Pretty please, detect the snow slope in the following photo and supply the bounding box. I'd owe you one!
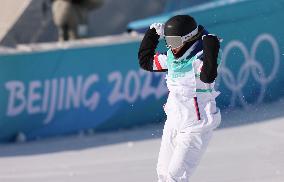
[0,99,284,182]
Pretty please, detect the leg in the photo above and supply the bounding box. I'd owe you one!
[62,24,69,41]
[157,121,177,182]
[167,130,213,181]
[67,26,77,40]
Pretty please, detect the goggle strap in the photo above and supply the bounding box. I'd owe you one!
[181,26,199,42]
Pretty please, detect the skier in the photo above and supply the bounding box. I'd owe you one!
[50,0,103,41]
[138,15,222,181]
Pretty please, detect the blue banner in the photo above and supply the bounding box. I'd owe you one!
[0,0,284,142]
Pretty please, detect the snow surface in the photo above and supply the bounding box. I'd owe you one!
[0,99,284,182]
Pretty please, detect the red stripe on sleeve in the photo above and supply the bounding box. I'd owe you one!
[154,53,163,70]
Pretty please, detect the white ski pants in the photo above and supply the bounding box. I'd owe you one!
[157,92,221,182]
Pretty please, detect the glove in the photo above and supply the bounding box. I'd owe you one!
[150,23,165,37]
[202,34,222,43]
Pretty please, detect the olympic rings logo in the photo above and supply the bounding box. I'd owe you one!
[216,33,281,107]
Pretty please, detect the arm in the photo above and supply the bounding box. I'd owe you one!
[138,27,168,72]
[200,34,220,83]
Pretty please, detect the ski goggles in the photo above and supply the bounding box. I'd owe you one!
[165,27,199,49]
